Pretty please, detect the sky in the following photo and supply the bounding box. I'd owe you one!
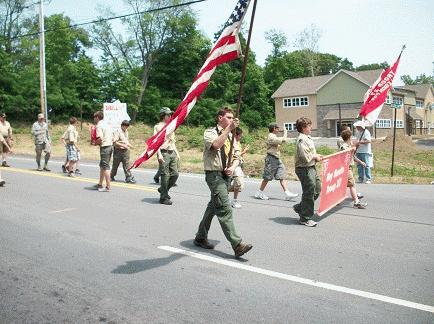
[42,0,434,86]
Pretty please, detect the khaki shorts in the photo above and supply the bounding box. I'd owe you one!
[0,142,9,154]
[347,168,355,187]
[230,175,244,192]
[99,145,113,170]
[262,154,286,180]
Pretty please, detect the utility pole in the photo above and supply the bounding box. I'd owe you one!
[39,1,48,121]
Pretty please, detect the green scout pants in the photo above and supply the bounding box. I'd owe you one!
[196,171,241,249]
[35,143,51,167]
[159,150,179,200]
[295,166,321,221]
[111,148,132,180]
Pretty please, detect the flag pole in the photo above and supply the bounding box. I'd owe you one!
[228,0,257,167]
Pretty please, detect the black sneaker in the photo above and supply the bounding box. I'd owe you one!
[0,180,5,186]
[357,192,364,199]
[75,169,82,175]
[110,176,115,181]
[159,198,172,205]
[153,176,159,184]
[193,238,215,249]
[61,165,67,173]
[43,167,51,172]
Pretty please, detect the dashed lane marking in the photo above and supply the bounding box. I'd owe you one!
[158,245,434,314]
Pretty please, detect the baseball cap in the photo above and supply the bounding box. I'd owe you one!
[353,120,366,129]
[159,107,172,115]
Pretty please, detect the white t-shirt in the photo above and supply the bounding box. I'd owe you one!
[355,128,371,154]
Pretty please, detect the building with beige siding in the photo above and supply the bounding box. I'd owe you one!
[272,69,434,138]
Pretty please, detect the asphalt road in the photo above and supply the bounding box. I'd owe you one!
[1,156,433,323]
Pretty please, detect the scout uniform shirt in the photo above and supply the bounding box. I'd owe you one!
[203,125,239,171]
[339,141,355,167]
[31,121,49,144]
[96,121,113,147]
[295,133,317,168]
[154,122,176,151]
[266,133,288,158]
[66,124,78,144]
[113,128,130,149]
[0,121,11,138]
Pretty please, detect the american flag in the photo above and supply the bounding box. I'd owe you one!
[130,0,251,168]
[358,50,403,127]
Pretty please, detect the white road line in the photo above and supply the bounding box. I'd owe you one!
[48,208,77,214]
[158,245,434,314]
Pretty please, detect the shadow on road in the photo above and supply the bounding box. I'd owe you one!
[141,197,160,204]
[111,254,185,274]
[269,216,299,225]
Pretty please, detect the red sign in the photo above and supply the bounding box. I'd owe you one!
[317,149,352,216]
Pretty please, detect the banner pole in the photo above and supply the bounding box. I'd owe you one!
[227,0,257,167]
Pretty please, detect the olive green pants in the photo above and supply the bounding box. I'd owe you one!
[111,148,132,180]
[295,166,321,221]
[196,171,241,249]
[159,151,179,200]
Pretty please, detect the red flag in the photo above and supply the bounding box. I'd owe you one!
[131,0,251,169]
[358,51,403,126]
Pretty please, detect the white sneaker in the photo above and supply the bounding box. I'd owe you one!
[299,219,317,227]
[255,191,269,200]
[365,180,372,184]
[232,200,242,208]
[284,191,298,200]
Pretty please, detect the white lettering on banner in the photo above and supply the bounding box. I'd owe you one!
[326,178,342,194]
[325,165,344,193]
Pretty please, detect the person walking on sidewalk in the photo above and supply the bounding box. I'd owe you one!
[194,107,252,258]
[111,120,136,183]
[0,112,13,167]
[154,107,179,205]
[293,117,322,227]
[94,110,113,192]
[31,113,51,171]
[255,122,298,201]
[339,129,368,209]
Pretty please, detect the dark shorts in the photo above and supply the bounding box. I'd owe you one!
[262,154,286,180]
[99,145,113,170]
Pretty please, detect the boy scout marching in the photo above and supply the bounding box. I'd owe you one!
[4,110,335,256]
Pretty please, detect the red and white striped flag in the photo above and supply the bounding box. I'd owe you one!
[358,51,403,127]
[130,0,251,168]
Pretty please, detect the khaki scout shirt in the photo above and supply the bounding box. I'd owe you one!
[113,128,129,150]
[266,133,288,158]
[66,125,78,144]
[203,125,239,171]
[96,121,113,147]
[154,122,176,151]
[0,121,11,138]
[295,133,317,168]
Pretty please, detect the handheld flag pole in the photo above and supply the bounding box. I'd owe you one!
[227,0,258,167]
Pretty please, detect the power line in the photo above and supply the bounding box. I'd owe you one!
[2,0,207,41]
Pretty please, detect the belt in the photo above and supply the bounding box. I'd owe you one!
[160,149,174,153]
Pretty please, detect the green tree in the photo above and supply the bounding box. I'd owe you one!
[356,62,388,71]
[401,74,434,86]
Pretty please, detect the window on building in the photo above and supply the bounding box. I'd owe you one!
[284,122,296,131]
[392,96,403,107]
[394,120,404,128]
[416,100,424,109]
[376,119,391,128]
[385,93,392,104]
[283,96,309,108]
[415,120,424,128]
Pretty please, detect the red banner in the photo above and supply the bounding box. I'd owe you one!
[317,149,352,216]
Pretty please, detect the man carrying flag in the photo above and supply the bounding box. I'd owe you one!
[194,107,252,258]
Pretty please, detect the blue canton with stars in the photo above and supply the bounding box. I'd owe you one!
[223,0,249,29]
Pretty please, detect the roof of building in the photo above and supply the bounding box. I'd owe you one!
[272,69,383,98]
[396,84,433,99]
